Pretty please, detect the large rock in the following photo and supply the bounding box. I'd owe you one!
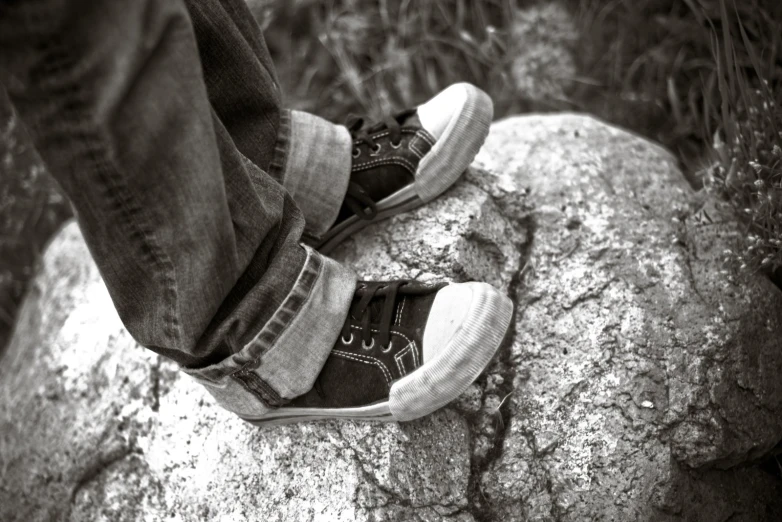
[1,114,781,521]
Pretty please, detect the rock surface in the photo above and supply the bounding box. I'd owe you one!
[2,114,782,521]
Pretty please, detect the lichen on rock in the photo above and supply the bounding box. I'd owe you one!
[1,114,781,521]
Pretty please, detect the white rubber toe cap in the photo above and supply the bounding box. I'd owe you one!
[388,282,513,421]
[422,282,483,363]
[413,83,493,202]
[417,82,473,140]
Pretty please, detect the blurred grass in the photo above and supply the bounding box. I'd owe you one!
[1,0,781,354]
[701,0,782,279]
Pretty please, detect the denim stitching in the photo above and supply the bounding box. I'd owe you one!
[231,371,284,408]
[185,249,325,408]
[240,250,322,370]
[42,35,182,343]
[267,109,291,184]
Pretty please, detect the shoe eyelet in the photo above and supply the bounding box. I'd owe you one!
[380,341,393,353]
[341,333,354,345]
[352,148,361,158]
[390,140,402,149]
[362,338,375,350]
[370,144,381,154]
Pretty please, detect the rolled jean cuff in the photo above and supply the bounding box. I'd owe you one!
[282,110,352,241]
[182,246,357,418]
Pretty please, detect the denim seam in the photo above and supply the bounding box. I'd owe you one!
[227,250,322,407]
[231,371,284,408]
[266,109,291,183]
[238,248,322,372]
[301,230,320,244]
[180,247,323,387]
[45,36,181,343]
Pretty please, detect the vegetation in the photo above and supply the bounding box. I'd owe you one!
[701,0,782,276]
[1,0,781,352]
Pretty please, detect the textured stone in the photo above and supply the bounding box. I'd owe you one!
[2,114,782,521]
[473,115,782,520]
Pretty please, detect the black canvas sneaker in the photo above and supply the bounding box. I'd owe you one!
[240,280,513,425]
[315,83,493,254]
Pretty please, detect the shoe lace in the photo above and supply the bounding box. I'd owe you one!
[347,108,415,151]
[340,280,437,351]
[342,182,378,221]
[343,109,416,221]
[313,280,442,400]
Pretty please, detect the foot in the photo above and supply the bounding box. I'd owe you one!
[240,280,513,425]
[315,83,494,254]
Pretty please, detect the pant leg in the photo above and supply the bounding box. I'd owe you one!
[184,0,282,178]
[186,0,353,241]
[0,0,355,416]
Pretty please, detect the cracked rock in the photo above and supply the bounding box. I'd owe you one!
[2,114,781,521]
[474,115,782,521]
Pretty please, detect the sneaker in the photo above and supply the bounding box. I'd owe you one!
[240,280,513,426]
[315,83,494,254]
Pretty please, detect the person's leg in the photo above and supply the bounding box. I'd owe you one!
[0,0,355,416]
[187,0,495,254]
[185,0,282,177]
[185,0,353,243]
[178,1,513,424]
[0,0,514,425]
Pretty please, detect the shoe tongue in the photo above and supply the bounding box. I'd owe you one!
[368,110,419,132]
[368,298,388,324]
[352,283,436,328]
[354,293,397,325]
[400,112,421,128]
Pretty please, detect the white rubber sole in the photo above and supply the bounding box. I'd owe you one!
[242,402,393,427]
[317,84,494,255]
[241,282,513,426]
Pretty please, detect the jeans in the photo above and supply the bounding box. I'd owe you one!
[0,0,357,418]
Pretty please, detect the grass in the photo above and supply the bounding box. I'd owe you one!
[256,0,782,271]
[701,0,782,278]
[1,0,781,354]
